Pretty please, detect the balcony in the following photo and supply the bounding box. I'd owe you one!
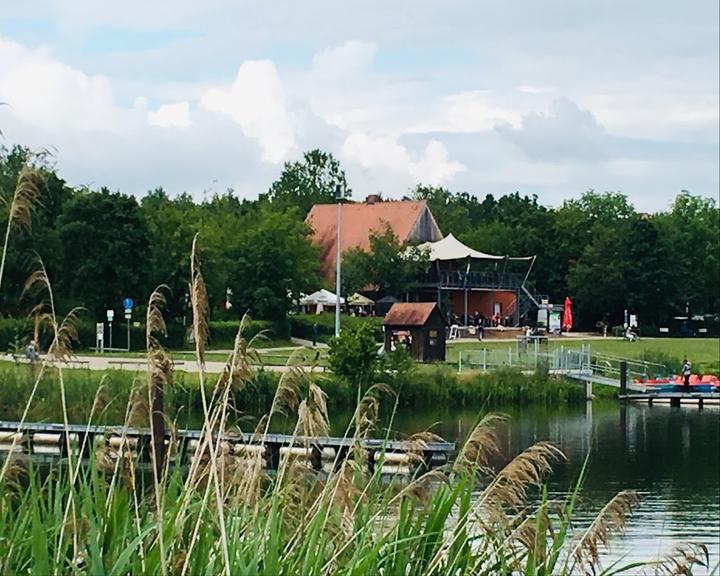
[418,271,528,291]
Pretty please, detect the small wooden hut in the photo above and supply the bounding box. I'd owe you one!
[383,303,446,362]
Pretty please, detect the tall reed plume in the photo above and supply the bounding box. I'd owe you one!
[0,164,43,291]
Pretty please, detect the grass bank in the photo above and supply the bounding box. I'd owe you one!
[447,337,720,373]
[0,362,596,426]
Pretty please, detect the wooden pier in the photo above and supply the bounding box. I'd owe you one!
[619,392,720,407]
[0,421,456,475]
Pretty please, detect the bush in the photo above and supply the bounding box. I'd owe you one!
[290,313,383,343]
[327,323,381,390]
[0,317,32,353]
[71,318,288,351]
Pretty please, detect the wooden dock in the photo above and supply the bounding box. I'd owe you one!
[619,392,720,407]
[0,420,456,475]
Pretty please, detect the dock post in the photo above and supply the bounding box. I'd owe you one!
[671,396,681,407]
[585,380,593,400]
[619,361,627,398]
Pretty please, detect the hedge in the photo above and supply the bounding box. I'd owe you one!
[0,316,289,353]
[289,313,384,343]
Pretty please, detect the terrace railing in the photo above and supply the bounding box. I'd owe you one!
[456,345,671,386]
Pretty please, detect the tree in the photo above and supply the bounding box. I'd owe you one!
[263,149,349,215]
[623,217,672,326]
[553,191,637,303]
[58,188,152,317]
[327,323,380,391]
[140,188,199,316]
[655,192,720,316]
[0,146,70,314]
[567,226,628,326]
[412,185,472,235]
[227,206,320,320]
[343,226,428,298]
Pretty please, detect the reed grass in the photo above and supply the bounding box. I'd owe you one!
[0,241,710,575]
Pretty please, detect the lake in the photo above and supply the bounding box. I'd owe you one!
[358,400,720,571]
[3,390,718,571]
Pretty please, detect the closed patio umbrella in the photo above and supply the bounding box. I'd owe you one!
[562,297,573,332]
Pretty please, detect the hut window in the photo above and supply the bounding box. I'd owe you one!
[429,329,438,346]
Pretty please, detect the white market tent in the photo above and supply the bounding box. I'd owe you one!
[416,233,533,262]
[348,292,375,307]
[299,289,345,307]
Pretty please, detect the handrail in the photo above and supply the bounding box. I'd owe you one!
[592,352,668,370]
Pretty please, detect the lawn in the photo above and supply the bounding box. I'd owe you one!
[446,337,720,372]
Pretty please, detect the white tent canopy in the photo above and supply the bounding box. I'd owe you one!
[299,289,345,306]
[416,233,506,261]
[348,292,375,306]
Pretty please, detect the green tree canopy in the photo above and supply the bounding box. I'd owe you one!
[343,226,428,298]
[226,206,320,320]
[262,149,349,216]
[58,188,152,317]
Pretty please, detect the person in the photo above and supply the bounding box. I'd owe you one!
[311,322,318,348]
[625,326,637,342]
[25,340,38,363]
[476,314,484,341]
[682,357,692,393]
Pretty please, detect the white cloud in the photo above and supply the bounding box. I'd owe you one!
[497,98,607,162]
[0,5,716,212]
[0,36,131,133]
[200,60,295,163]
[147,101,191,128]
[341,133,465,186]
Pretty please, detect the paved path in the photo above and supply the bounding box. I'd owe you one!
[3,354,324,374]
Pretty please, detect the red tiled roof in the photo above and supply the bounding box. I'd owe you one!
[306,200,429,280]
[383,303,439,326]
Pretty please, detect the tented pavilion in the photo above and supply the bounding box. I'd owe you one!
[299,289,345,314]
[413,234,541,326]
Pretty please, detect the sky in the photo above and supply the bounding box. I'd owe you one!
[0,1,718,211]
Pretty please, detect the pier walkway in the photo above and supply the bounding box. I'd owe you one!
[0,420,456,475]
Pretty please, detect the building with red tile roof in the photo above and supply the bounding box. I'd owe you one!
[305,197,442,281]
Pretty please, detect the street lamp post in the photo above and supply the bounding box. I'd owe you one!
[335,185,342,337]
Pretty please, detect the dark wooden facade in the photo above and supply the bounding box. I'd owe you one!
[383,303,446,362]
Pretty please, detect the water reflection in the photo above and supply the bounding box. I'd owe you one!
[348,400,719,568]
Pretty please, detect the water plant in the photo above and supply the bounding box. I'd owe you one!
[0,243,711,575]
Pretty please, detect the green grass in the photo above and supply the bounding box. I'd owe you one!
[0,360,592,428]
[447,337,720,373]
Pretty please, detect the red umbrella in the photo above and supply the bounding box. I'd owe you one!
[562,297,573,332]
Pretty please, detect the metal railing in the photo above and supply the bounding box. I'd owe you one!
[456,345,672,384]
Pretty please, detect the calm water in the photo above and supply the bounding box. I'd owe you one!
[361,401,720,571]
[6,397,719,570]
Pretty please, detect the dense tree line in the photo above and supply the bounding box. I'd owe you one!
[0,144,717,331]
[412,185,719,328]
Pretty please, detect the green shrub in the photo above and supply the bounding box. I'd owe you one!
[290,313,383,343]
[0,317,32,352]
[71,318,287,351]
[327,323,381,391]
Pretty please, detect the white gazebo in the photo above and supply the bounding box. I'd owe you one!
[416,233,507,261]
[299,289,345,314]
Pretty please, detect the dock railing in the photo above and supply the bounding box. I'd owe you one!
[457,345,671,385]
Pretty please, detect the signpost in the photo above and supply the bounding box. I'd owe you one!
[123,298,134,352]
[106,309,115,349]
[96,323,104,352]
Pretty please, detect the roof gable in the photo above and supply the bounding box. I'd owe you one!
[383,302,441,326]
[306,200,441,280]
